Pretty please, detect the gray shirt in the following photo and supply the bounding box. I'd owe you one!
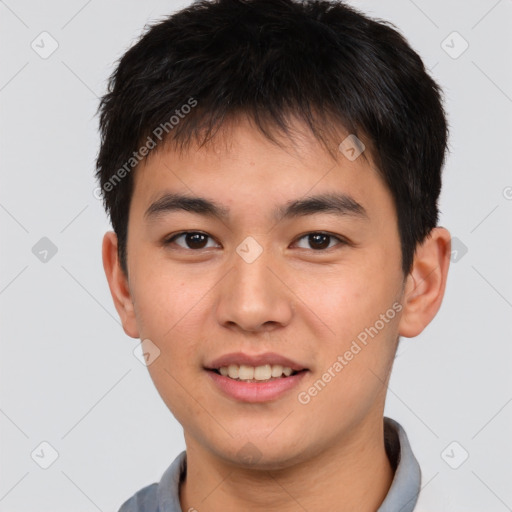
[118,417,421,512]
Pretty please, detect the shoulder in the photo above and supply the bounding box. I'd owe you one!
[118,483,159,512]
[116,451,187,512]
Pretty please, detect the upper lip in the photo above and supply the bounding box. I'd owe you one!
[205,352,308,372]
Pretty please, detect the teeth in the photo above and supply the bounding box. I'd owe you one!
[271,364,283,377]
[238,365,254,380]
[227,364,239,379]
[254,364,272,380]
[217,364,297,381]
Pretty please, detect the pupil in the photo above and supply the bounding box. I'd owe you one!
[187,233,207,249]
[310,233,329,250]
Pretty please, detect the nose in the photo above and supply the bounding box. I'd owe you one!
[215,242,294,333]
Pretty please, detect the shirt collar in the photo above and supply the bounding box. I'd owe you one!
[378,417,421,512]
[156,417,421,512]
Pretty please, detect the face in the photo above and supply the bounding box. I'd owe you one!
[118,118,408,468]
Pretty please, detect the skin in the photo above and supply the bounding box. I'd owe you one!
[103,116,451,511]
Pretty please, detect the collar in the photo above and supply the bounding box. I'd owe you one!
[379,417,421,511]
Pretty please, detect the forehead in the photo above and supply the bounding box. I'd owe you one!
[130,117,394,225]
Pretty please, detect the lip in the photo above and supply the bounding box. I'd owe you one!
[206,368,308,403]
[205,352,308,372]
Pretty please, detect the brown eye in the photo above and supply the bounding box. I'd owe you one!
[294,232,345,250]
[308,233,330,250]
[165,232,219,250]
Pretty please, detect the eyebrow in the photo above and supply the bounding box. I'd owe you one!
[144,192,368,222]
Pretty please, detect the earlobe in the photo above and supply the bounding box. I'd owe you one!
[398,227,451,338]
[102,231,140,338]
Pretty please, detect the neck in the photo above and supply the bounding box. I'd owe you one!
[179,418,394,512]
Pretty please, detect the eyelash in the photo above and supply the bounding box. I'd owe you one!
[163,231,348,251]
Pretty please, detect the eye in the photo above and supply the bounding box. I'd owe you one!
[164,231,220,250]
[163,231,347,251]
[293,232,346,250]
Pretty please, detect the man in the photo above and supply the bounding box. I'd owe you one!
[96,0,451,510]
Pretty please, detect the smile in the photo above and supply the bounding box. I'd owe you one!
[215,363,297,382]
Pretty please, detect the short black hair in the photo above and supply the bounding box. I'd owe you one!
[96,0,448,276]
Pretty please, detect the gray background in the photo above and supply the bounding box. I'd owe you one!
[0,0,511,510]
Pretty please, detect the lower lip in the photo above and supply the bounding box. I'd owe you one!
[206,369,308,403]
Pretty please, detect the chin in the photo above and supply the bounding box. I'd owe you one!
[208,433,312,471]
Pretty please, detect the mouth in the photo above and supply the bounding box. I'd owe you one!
[208,364,304,383]
[204,352,309,402]
[205,351,308,381]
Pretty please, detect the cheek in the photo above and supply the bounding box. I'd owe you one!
[130,254,201,336]
[132,268,207,417]
[295,262,398,346]
[294,259,401,402]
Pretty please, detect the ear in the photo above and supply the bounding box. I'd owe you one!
[102,231,140,338]
[398,227,451,338]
